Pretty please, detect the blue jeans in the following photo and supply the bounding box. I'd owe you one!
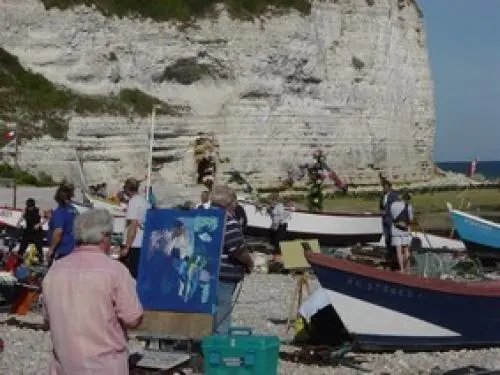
[213,280,238,335]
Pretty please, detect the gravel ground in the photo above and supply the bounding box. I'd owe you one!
[1,274,500,374]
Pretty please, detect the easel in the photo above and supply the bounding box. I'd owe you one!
[129,207,226,373]
[279,239,320,332]
[131,311,212,372]
[286,267,312,332]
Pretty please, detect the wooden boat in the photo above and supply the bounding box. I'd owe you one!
[80,190,384,246]
[447,202,500,260]
[0,201,125,236]
[373,231,466,250]
[72,199,126,234]
[241,202,382,246]
[79,191,126,217]
[306,251,500,351]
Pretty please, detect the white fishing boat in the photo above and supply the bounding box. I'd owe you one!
[241,201,383,246]
[72,197,126,234]
[79,192,127,217]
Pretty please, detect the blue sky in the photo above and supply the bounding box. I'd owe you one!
[417,0,500,162]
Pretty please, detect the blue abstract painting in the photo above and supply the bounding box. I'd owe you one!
[137,208,225,315]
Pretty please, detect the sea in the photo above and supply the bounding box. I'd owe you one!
[437,161,500,180]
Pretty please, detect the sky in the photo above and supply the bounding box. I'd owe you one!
[417,0,500,162]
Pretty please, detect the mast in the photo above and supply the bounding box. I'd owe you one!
[147,105,160,203]
[12,123,18,208]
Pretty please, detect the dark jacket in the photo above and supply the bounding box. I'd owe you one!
[380,191,399,226]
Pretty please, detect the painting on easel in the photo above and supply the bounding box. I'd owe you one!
[137,208,225,315]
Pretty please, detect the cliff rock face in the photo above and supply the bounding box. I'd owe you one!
[0,0,435,197]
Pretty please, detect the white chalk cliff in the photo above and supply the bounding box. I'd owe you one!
[0,0,435,201]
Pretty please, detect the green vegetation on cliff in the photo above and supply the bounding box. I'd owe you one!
[41,0,311,21]
[0,48,184,140]
[0,163,56,186]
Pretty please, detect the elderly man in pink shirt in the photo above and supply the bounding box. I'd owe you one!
[42,208,143,375]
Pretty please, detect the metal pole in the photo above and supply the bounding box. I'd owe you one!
[146,106,157,203]
[13,125,18,208]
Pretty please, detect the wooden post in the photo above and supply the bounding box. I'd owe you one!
[286,270,311,332]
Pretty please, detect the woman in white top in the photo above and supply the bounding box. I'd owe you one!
[389,190,414,273]
[268,193,290,253]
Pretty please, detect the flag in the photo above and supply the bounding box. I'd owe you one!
[468,158,478,177]
[4,130,16,141]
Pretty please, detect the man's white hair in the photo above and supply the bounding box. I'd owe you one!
[210,185,235,208]
[74,208,113,245]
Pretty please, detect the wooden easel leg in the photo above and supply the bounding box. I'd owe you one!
[298,276,304,308]
[286,276,300,332]
[303,275,311,301]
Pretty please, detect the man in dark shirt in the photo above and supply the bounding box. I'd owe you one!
[379,175,399,268]
[211,185,253,335]
[17,198,44,263]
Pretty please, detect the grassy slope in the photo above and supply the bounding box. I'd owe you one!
[319,188,500,213]
[313,188,500,230]
[0,48,182,140]
[40,0,311,21]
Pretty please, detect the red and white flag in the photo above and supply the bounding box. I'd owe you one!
[3,130,16,141]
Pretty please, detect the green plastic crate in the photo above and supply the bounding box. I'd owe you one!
[202,327,280,375]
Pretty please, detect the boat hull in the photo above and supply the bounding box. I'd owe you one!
[242,203,382,246]
[307,253,500,351]
[447,203,500,260]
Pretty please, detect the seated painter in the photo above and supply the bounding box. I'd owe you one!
[210,185,253,335]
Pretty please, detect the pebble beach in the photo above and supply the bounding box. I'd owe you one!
[1,184,500,373]
[1,274,500,374]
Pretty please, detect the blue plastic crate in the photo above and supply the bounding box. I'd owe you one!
[202,327,280,375]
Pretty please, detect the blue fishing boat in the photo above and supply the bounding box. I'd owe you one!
[447,202,500,260]
[306,252,500,351]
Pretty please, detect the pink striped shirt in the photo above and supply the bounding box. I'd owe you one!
[42,246,143,375]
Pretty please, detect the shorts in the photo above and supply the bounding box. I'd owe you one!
[391,234,412,247]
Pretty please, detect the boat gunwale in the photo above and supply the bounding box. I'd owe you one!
[449,207,500,231]
[306,252,500,296]
[0,205,125,220]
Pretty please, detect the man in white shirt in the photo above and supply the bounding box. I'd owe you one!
[122,177,148,279]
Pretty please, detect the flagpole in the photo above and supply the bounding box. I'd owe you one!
[13,124,18,208]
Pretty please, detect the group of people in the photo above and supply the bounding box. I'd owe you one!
[9,170,418,373]
[195,189,292,254]
[12,178,252,374]
[379,174,415,273]
[14,182,78,266]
